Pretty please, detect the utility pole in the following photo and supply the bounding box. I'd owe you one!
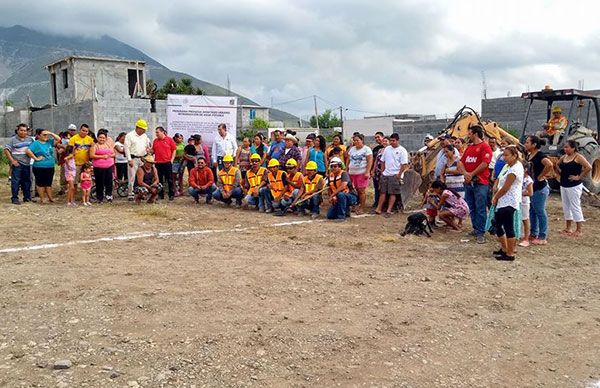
[339,105,343,129]
[226,74,231,96]
[313,95,320,135]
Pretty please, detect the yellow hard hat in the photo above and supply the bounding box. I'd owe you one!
[306,161,317,171]
[250,153,261,160]
[223,154,234,163]
[552,106,562,113]
[268,159,280,168]
[285,158,298,167]
[135,119,148,130]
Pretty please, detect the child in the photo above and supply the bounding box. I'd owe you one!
[421,183,440,225]
[58,145,77,207]
[519,163,534,247]
[80,163,93,206]
[430,180,468,231]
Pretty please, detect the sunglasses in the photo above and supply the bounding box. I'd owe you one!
[286,166,295,169]
[251,160,260,163]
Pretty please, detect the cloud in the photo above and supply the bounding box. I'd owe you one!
[2,0,600,119]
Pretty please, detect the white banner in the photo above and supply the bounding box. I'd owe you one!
[166,95,238,147]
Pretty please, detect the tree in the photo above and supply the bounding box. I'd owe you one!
[154,78,204,99]
[310,109,341,129]
[251,117,270,130]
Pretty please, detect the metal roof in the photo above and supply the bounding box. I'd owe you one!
[521,88,600,101]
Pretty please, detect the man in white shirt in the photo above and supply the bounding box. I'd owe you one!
[125,119,151,199]
[487,137,503,180]
[375,133,409,216]
[211,124,238,171]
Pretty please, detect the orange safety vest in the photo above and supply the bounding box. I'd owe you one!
[303,174,323,194]
[267,170,285,199]
[285,171,303,197]
[246,167,266,195]
[218,166,239,192]
[546,115,568,136]
[328,172,349,193]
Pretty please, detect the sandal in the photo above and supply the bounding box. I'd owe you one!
[560,230,573,236]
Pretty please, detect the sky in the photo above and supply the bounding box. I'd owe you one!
[2,0,600,120]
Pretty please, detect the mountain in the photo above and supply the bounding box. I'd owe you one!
[0,25,300,125]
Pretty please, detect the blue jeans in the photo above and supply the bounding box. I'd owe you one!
[297,195,321,214]
[11,163,32,202]
[188,185,216,203]
[212,187,243,204]
[259,187,282,210]
[464,183,489,237]
[327,192,358,220]
[530,185,550,239]
[281,189,299,208]
[244,193,264,210]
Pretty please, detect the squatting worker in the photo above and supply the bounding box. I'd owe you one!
[545,106,568,144]
[125,119,151,200]
[212,154,243,207]
[292,161,324,218]
[242,153,267,210]
[212,123,238,171]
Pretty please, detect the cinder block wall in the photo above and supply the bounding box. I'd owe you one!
[31,101,94,133]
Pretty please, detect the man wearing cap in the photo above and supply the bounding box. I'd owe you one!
[326,156,358,221]
[242,153,267,210]
[212,154,243,207]
[188,157,216,204]
[434,134,459,180]
[65,124,77,144]
[134,155,161,204]
[211,124,237,171]
[125,119,151,199]
[544,106,568,144]
[68,124,94,188]
[278,133,302,167]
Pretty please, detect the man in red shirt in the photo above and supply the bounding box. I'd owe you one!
[188,157,216,204]
[459,125,493,243]
[152,126,177,200]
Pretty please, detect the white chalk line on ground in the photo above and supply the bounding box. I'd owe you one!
[0,216,369,254]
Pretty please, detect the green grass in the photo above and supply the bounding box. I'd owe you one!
[0,153,9,178]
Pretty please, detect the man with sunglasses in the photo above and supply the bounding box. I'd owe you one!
[326,157,357,221]
[242,153,267,210]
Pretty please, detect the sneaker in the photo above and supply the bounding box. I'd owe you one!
[106,195,113,203]
[258,207,265,213]
[128,196,134,202]
[492,248,505,257]
[476,236,486,244]
[265,208,273,213]
[23,198,32,203]
[518,240,530,247]
[531,238,547,245]
[11,199,21,205]
[333,218,347,223]
[496,253,515,261]
[206,199,213,205]
[311,213,319,219]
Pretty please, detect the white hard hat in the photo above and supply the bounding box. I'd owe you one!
[329,157,343,165]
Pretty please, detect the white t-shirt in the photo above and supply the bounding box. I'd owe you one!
[521,175,533,205]
[114,141,127,163]
[382,145,409,176]
[496,161,524,209]
[348,145,373,175]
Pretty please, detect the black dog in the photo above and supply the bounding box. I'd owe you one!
[400,212,433,238]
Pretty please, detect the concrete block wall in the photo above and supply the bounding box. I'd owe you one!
[31,101,94,133]
[95,98,167,139]
[393,119,450,151]
[4,109,31,136]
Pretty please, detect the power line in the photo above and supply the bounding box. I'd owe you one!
[271,95,314,107]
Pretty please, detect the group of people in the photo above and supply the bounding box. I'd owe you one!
[4,118,593,247]
[422,124,592,262]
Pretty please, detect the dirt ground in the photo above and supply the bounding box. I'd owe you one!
[0,182,599,388]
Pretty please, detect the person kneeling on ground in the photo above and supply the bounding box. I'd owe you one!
[135,155,162,204]
[259,158,288,213]
[327,157,358,222]
[430,180,469,231]
[277,158,304,215]
[242,153,267,210]
[292,161,324,219]
[188,157,216,204]
[212,154,243,207]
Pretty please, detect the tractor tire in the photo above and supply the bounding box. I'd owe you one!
[580,146,600,194]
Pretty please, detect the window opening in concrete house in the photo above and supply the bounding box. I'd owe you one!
[51,72,57,104]
[62,69,68,89]
[127,69,144,97]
